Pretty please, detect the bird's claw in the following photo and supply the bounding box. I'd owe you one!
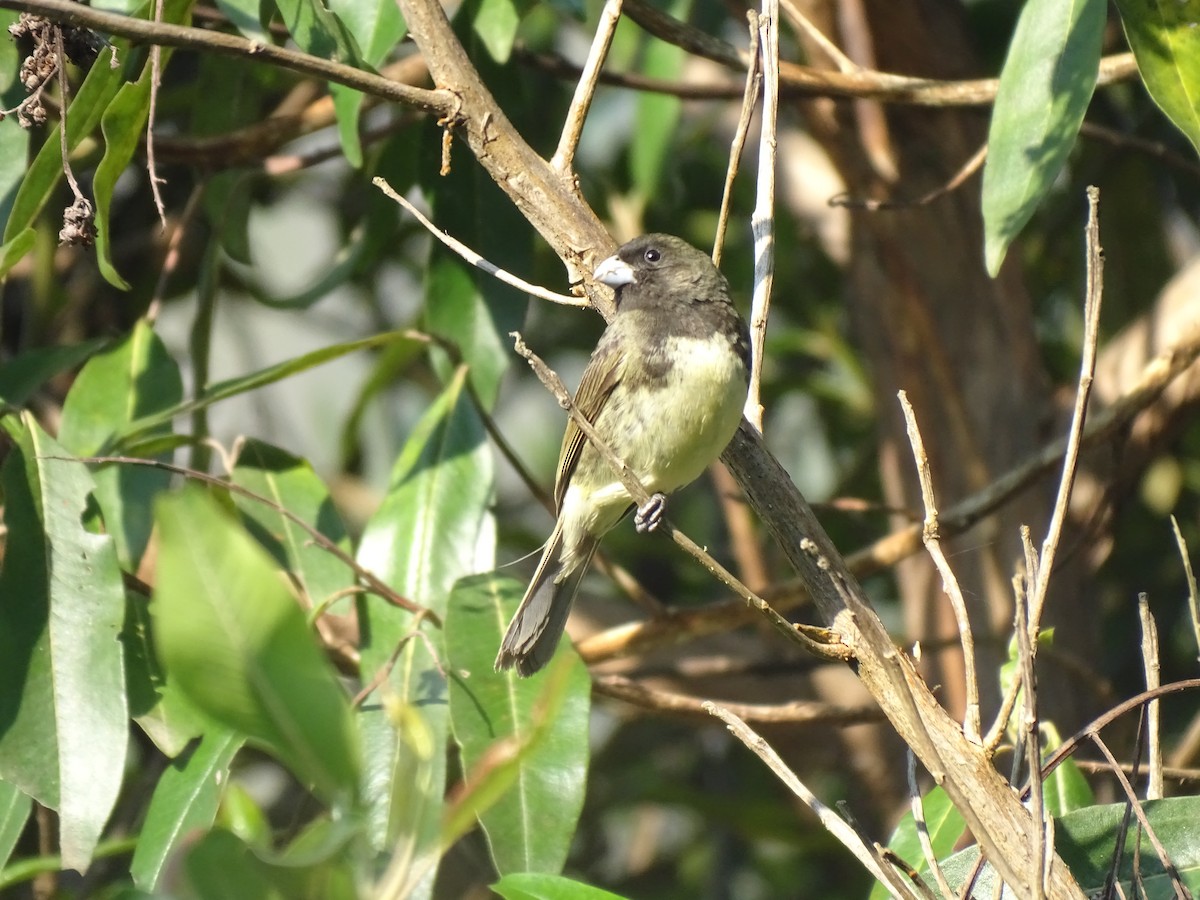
[635,493,667,533]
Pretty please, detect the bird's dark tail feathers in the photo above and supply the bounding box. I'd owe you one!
[495,529,598,677]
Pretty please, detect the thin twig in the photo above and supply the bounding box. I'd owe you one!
[899,390,980,744]
[147,181,206,323]
[982,663,1023,755]
[705,702,923,900]
[776,0,856,72]
[1036,679,1200,787]
[712,12,760,268]
[1170,515,1200,662]
[1013,565,1047,898]
[743,2,777,432]
[373,176,587,307]
[550,0,623,173]
[1138,595,1163,800]
[830,143,986,210]
[146,0,167,227]
[53,29,84,207]
[1090,732,1190,900]
[594,675,883,725]
[510,332,851,664]
[906,750,955,900]
[1029,186,1104,633]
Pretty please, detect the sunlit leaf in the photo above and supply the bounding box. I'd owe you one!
[868,785,965,900]
[492,872,632,900]
[154,486,360,803]
[981,0,1105,275]
[356,367,495,898]
[0,414,127,872]
[130,732,243,891]
[58,320,182,567]
[445,574,590,874]
[1114,0,1200,155]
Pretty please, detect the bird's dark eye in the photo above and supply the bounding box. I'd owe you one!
[644,248,661,263]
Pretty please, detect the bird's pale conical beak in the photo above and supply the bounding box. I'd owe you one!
[593,255,636,287]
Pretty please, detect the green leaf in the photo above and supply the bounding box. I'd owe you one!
[472,0,524,63]
[117,330,428,446]
[214,0,271,40]
[1114,0,1200,155]
[231,439,354,610]
[154,486,360,803]
[356,367,495,897]
[0,414,128,872]
[58,321,183,567]
[939,796,1200,897]
[130,732,243,891]
[183,828,358,900]
[0,780,31,872]
[273,0,363,67]
[493,873,631,900]
[630,0,691,199]
[92,77,155,291]
[422,145,529,410]
[122,590,211,756]
[445,574,590,874]
[868,785,965,900]
[328,0,406,166]
[981,0,1105,275]
[0,338,109,408]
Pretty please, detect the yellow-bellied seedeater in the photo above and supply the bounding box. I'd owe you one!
[496,234,751,676]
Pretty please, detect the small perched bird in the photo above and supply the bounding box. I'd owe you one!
[495,234,751,676]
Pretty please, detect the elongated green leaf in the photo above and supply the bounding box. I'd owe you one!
[1115,0,1200,154]
[92,0,194,288]
[117,329,428,445]
[445,574,590,875]
[273,0,362,68]
[92,76,154,291]
[630,0,691,198]
[122,589,211,757]
[328,0,406,166]
[0,414,128,872]
[981,0,1105,275]
[154,486,360,803]
[868,785,965,900]
[493,873,631,900]
[939,796,1200,897]
[0,780,31,872]
[231,439,354,610]
[59,321,182,568]
[130,732,243,891]
[0,338,109,408]
[184,828,357,900]
[356,367,495,898]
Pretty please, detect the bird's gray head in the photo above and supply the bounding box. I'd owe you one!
[593,234,729,306]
